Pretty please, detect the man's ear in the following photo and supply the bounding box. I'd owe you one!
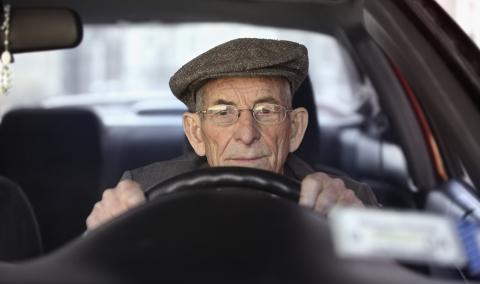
[183,112,206,156]
[289,107,308,153]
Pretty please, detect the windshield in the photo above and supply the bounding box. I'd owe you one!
[2,22,370,126]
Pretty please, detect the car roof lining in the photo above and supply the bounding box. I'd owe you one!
[10,0,363,34]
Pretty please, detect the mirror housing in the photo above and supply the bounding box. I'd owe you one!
[0,7,82,53]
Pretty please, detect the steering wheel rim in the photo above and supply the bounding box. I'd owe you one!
[145,167,301,202]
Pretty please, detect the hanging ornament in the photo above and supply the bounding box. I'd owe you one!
[0,4,12,96]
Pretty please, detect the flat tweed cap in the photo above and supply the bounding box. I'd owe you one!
[169,38,309,110]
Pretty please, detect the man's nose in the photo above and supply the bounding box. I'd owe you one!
[233,110,260,145]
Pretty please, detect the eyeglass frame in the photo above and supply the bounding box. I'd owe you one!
[197,103,293,126]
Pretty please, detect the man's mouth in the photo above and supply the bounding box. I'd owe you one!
[227,156,266,162]
[229,156,263,161]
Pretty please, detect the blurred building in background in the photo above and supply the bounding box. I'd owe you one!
[436,0,480,47]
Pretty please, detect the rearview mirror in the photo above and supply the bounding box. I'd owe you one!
[1,7,82,53]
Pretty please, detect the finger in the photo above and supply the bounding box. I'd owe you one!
[86,212,101,230]
[331,178,346,190]
[338,189,365,208]
[299,175,323,209]
[125,191,146,208]
[314,186,340,216]
[102,188,128,217]
[117,179,141,190]
[117,180,146,208]
[86,201,108,229]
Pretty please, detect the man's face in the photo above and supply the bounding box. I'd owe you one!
[183,76,308,174]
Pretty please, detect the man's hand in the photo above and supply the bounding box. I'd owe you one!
[86,180,146,230]
[299,172,364,217]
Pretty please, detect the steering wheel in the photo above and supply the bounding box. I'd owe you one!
[0,167,432,284]
[144,166,301,202]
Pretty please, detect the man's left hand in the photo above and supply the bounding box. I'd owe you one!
[299,172,364,216]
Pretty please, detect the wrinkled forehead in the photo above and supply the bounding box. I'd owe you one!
[199,76,291,106]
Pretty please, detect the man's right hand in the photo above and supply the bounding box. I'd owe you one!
[86,180,146,230]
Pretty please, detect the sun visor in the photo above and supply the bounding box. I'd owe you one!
[1,7,82,53]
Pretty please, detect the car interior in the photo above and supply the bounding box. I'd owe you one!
[0,0,479,283]
[0,37,415,255]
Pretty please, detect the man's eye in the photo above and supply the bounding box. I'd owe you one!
[216,110,230,116]
[206,105,230,115]
[259,108,273,114]
[256,105,278,114]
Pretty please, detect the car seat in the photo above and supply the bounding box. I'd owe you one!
[292,77,415,208]
[0,108,103,252]
[292,77,347,176]
[0,176,42,261]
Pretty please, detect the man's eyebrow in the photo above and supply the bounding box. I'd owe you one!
[212,99,236,106]
[254,97,281,105]
[211,97,280,106]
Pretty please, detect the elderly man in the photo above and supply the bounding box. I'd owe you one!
[86,38,377,230]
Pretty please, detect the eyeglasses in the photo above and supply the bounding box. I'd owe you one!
[198,103,292,126]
